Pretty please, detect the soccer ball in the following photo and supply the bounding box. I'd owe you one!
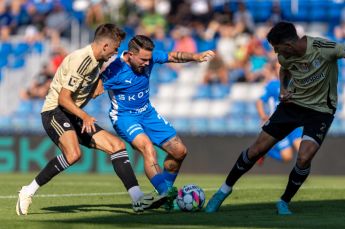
[176,184,205,211]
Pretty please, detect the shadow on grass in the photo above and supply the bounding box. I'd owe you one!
[37,200,345,228]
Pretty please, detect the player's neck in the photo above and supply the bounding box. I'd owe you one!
[295,36,307,57]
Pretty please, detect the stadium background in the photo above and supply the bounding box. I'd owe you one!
[0,0,344,175]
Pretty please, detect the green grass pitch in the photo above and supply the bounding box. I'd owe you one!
[0,173,344,229]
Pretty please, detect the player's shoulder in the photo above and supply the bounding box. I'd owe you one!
[310,36,337,49]
[68,45,95,67]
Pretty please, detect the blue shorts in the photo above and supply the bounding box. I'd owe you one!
[112,108,176,146]
[268,127,302,160]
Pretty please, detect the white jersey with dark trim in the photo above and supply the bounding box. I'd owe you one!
[278,36,345,114]
[42,45,102,112]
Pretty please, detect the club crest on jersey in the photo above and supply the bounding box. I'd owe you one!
[298,63,309,73]
[312,59,321,68]
[63,122,71,128]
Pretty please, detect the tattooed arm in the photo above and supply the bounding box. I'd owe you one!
[168,50,215,63]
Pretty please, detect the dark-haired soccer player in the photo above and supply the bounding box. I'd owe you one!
[101,35,215,210]
[206,21,341,215]
[16,24,165,215]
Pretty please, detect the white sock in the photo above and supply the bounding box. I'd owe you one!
[23,179,40,196]
[128,186,144,202]
[220,183,232,194]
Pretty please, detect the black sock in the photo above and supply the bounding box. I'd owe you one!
[225,149,256,187]
[35,155,70,186]
[281,165,311,203]
[110,149,138,190]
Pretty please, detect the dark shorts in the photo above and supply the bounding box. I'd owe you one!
[41,106,103,147]
[262,102,334,146]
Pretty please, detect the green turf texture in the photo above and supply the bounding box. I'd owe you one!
[1,173,344,229]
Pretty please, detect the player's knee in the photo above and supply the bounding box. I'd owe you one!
[296,155,311,168]
[65,150,82,164]
[175,145,187,161]
[109,140,126,153]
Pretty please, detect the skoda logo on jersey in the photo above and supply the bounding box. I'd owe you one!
[63,122,71,128]
[312,59,321,68]
[118,88,150,101]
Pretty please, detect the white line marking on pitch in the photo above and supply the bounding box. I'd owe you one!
[0,186,344,199]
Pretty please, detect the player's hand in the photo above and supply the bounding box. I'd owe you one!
[279,88,293,103]
[81,115,97,134]
[195,50,215,62]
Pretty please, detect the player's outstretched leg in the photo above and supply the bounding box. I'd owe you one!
[16,186,33,216]
[205,184,232,213]
[206,148,256,213]
[16,154,71,216]
[276,199,292,215]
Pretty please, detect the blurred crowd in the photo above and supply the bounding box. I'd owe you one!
[0,0,344,101]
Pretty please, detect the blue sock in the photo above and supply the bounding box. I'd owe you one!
[163,169,178,188]
[150,173,168,194]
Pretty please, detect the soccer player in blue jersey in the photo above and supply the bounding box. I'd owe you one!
[101,35,215,209]
[256,61,302,163]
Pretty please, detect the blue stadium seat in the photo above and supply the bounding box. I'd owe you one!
[9,57,25,69]
[171,118,190,133]
[210,84,230,99]
[15,100,33,114]
[228,101,246,116]
[190,118,209,134]
[32,41,44,54]
[0,42,12,57]
[193,85,211,99]
[13,42,30,56]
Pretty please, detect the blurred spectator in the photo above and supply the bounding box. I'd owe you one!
[233,1,254,34]
[140,1,167,36]
[49,46,67,74]
[244,37,268,82]
[268,2,282,25]
[153,26,174,52]
[85,0,110,31]
[20,64,53,100]
[203,54,228,85]
[189,0,212,24]
[171,25,196,53]
[45,3,70,47]
[167,0,192,26]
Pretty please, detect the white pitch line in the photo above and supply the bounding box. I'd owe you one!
[0,186,344,200]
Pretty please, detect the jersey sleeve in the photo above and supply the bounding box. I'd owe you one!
[322,42,345,60]
[62,57,85,92]
[152,50,169,64]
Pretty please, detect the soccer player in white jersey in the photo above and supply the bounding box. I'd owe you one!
[206,21,341,215]
[16,24,165,215]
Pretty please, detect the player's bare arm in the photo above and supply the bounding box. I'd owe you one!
[92,78,104,99]
[168,50,215,63]
[58,88,97,133]
[256,99,269,123]
[279,67,292,102]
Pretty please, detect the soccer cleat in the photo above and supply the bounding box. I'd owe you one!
[163,186,178,211]
[140,192,167,210]
[205,189,232,213]
[16,187,33,216]
[132,200,144,213]
[276,199,292,215]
